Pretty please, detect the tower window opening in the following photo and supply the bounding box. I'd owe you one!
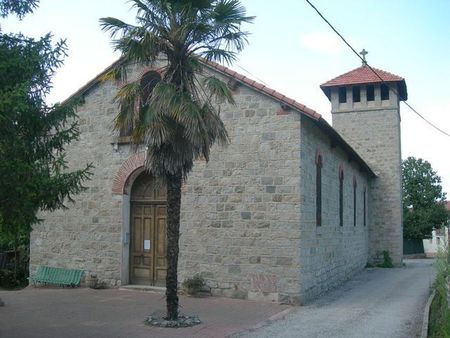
[366,85,374,101]
[352,86,361,102]
[381,84,390,100]
[338,87,347,103]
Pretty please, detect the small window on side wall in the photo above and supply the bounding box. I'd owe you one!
[380,84,389,100]
[338,87,347,103]
[316,151,323,227]
[366,85,374,101]
[352,86,360,102]
[339,166,344,227]
[363,187,367,227]
[353,177,357,226]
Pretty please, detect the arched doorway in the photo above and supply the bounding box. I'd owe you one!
[129,173,167,286]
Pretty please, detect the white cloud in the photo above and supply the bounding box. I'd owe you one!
[301,31,344,54]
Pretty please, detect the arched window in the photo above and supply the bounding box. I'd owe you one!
[140,71,161,106]
[316,151,323,227]
[120,71,162,138]
[339,165,344,227]
[353,176,357,226]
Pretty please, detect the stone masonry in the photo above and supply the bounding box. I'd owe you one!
[328,82,403,265]
[30,59,387,304]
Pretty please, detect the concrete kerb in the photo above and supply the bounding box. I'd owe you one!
[421,290,435,338]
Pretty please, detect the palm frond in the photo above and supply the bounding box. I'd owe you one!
[202,75,234,104]
[212,0,255,25]
[200,47,236,65]
[102,0,251,177]
[114,82,141,131]
[99,17,136,38]
[99,65,127,82]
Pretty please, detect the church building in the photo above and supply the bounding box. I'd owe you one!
[30,57,406,304]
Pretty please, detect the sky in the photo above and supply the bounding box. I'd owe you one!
[2,0,450,195]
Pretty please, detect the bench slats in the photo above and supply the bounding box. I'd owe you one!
[31,266,83,287]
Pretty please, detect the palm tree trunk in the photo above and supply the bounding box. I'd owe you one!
[165,170,183,320]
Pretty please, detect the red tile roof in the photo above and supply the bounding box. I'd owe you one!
[63,57,376,177]
[204,61,322,120]
[321,65,404,87]
[320,65,408,101]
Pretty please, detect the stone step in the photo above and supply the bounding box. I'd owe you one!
[119,284,166,293]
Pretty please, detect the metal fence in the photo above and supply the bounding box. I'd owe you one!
[0,251,16,269]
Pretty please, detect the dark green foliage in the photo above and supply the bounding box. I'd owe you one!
[182,274,206,295]
[0,0,92,287]
[0,247,28,289]
[0,0,38,19]
[377,250,393,268]
[428,249,450,337]
[402,157,449,240]
[0,33,93,243]
[100,0,253,320]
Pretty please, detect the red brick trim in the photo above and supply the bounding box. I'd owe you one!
[137,67,165,81]
[276,108,289,116]
[112,152,146,195]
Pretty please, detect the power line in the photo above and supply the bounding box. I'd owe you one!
[235,64,270,87]
[305,0,450,137]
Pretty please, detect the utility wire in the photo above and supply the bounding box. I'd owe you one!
[235,64,270,87]
[305,0,450,137]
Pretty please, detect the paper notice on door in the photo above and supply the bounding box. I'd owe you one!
[144,240,151,251]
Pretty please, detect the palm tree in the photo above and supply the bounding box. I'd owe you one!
[100,0,253,320]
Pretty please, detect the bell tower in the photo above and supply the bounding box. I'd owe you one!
[321,54,407,265]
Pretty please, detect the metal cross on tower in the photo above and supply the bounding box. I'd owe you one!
[360,49,368,65]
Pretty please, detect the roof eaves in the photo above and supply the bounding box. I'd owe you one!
[202,60,321,121]
[59,57,374,177]
[315,117,377,178]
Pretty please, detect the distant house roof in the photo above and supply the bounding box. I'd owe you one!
[65,58,376,178]
[320,65,408,101]
[446,201,450,211]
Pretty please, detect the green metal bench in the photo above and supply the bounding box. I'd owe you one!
[30,266,84,287]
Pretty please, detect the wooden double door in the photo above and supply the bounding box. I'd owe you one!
[130,174,167,286]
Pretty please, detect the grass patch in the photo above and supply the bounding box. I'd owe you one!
[429,292,450,337]
[428,248,450,338]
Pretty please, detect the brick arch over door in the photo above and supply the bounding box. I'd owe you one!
[112,152,146,195]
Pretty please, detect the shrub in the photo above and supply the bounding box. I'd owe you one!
[182,274,206,295]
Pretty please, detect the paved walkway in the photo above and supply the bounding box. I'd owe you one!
[0,259,435,338]
[0,287,289,338]
[235,259,435,338]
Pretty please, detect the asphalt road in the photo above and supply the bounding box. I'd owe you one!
[237,259,435,338]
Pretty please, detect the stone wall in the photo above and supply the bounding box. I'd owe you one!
[330,84,403,265]
[177,82,303,304]
[30,64,145,285]
[30,64,304,300]
[30,60,373,303]
[297,117,370,302]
